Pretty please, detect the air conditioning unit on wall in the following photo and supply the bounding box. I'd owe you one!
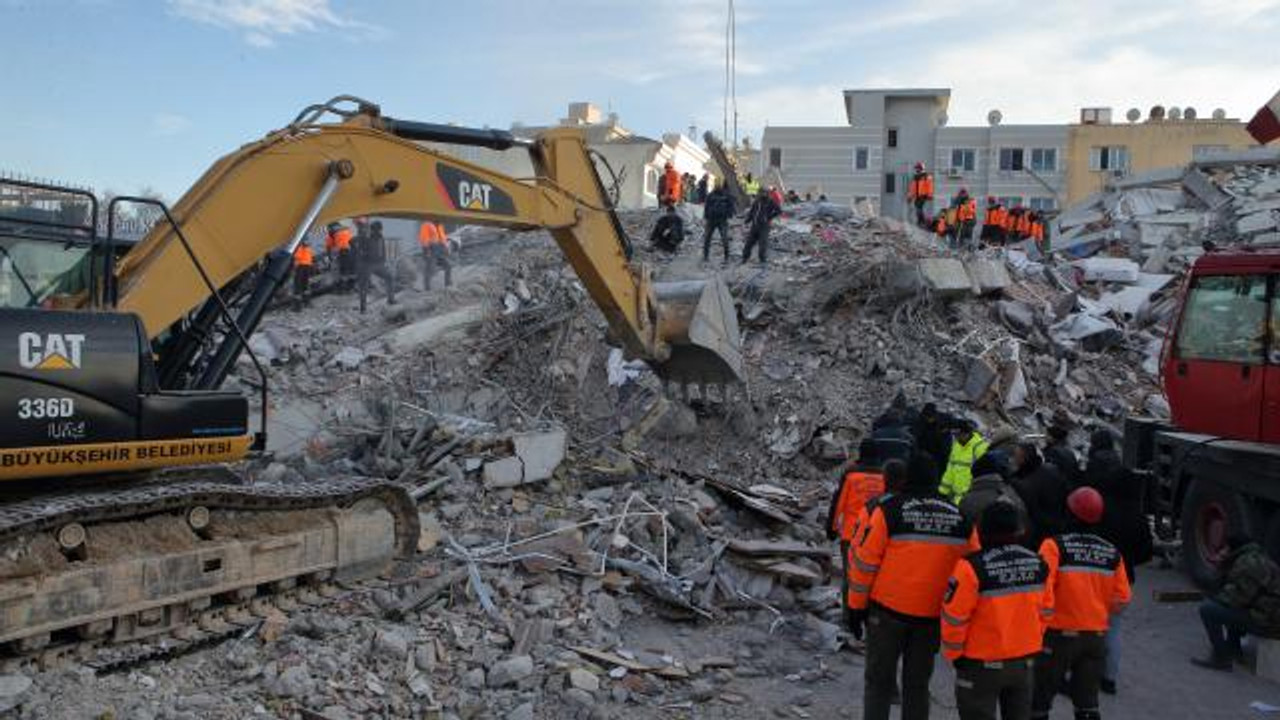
[947,169,963,179]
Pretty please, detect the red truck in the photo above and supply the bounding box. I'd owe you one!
[1125,248,1280,586]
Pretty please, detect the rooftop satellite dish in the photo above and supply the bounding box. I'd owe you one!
[1168,107,1182,120]
[1126,108,1141,123]
[1150,105,1166,120]
[1213,108,1227,120]
[1184,107,1197,120]
[988,109,1003,126]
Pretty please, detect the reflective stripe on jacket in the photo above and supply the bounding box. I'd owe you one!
[939,433,988,504]
[848,494,979,618]
[1039,533,1131,632]
[941,544,1052,661]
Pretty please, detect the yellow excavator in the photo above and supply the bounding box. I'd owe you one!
[0,96,741,668]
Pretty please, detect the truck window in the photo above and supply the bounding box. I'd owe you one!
[1175,274,1268,365]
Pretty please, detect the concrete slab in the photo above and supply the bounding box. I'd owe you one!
[483,457,525,489]
[1074,257,1141,283]
[512,428,568,483]
[384,304,489,354]
[1111,166,1187,190]
[1191,147,1280,168]
[965,259,1011,295]
[1238,211,1280,236]
[1182,169,1232,210]
[917,258,971,297]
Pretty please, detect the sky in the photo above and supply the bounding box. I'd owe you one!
[3,0,1278,199]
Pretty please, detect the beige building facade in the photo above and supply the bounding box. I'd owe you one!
[1065,107,1256,204]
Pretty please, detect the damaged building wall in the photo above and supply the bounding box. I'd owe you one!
[758,126,883,206]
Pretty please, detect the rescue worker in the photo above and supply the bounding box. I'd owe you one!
[292,240,314,298]
[742,172,761,197]
[953,188,977,249]
[702,180,736,262]
[959,454,1028,528]
[327,222,354,279]
[982,197,1005,245]
[741,188,782,264]
[942,502,1053,720]
[1029,212,1046,249]
[696,173,710,203]
[647,204,685,253]
[940,420,989,504]
[418,221,451,291]
[848,453,979,720]
[934,213,950,243]
[354,220,393,313]
[911,402,954,481]
[1004,208,1021,241]
[1016,209,1032,242]
[827,441,887,625]
[1031,487,1131,720]
[657,162,682,207]
[1042,424,1080,486]
[768,185,785,208]
[1009,443,1070,548]
[908,162,934,227]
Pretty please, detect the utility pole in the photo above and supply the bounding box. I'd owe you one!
[723,0,737,151]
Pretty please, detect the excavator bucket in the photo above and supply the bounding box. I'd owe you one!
[653,276,744,385]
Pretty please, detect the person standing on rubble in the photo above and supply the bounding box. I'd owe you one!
[696,173,710,203]
[828,441,887,622]
[418,220,452,291]
[942,502,1052,720]
[1031,487,1131,720]
[912,403,954,480]
[355,220,393,313]
[658,162,682,208]
[953,188,977,250]
[292,240,314,300]
[982,197,1006,245]
[1043,424,1080,486]
[327,222,355,281]
[848,452,979,720]
[908,162,934,228]
[742,171,761,197]
[741,188,782,265]
[940,420,989,504]
[959,454,1028,528]
[702,180,736,262]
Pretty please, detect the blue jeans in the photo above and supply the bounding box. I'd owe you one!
[1199,599,1255,659]
[1104,606,1123,682]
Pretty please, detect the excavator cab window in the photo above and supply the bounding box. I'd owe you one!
[1175,274,1269,365]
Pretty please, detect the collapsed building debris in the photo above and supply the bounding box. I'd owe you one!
[19,193,1177,718]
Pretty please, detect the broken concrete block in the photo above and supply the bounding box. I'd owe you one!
[331,346,366,370]
[1051,314,1123,352]
[964,358,999,403]
[512,428,567,483]
[1074,257,1140,283]
[965,259,1011,295]
[997,300,1036,336]
[1098,286,1157,321]
[385,304,489,354]
[1181,168,1232,210]
[917,258,971,297]
[1054,230,1111,258]
[1111,166,1186,190]
[483,457,525,489]
[1237,211,1279,236]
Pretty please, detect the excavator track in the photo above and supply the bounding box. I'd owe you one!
[0,469,419,672]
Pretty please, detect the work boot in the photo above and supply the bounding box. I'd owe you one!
[1191,655,1233,671]
[1098,677,1116,695]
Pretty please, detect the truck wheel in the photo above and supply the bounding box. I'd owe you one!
[1180,478,1253,588]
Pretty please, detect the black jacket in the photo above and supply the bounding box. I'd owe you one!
[648,214,685,251]
[704,189,736,223]
[1044,441,1080,485]
[1010,460,1069,548]
[746,195,781,230]
[1086,447,1151,579]
[911,415,953,481]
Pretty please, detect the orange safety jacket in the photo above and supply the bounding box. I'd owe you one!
[956,198,976,222]
[985,206,1004,227]
[1016,214,1031,238]
[329,228,353,252]
[293,244,314,267]
[848,494,979,618]
[1039,533,1131,632]
[1031,221,1045,242]
[419,222,448,246]
[935,215,948,236]
[1000,211,1016,232]
[909,173,934,201]
[829,471,886,543]
[941,544,1053,662]
[663,169,682,203]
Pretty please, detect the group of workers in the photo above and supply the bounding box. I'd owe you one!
[907,163,1049,250]
[648,162,784,265]
[290,218,453,305]
[828,402,1152,720]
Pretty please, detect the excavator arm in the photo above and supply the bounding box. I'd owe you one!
[109,100,741,386]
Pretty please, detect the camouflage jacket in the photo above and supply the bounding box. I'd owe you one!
[1220,543,1280,636]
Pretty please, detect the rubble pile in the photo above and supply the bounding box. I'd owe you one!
[20,199,1170,719]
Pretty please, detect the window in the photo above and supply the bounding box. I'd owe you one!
[887,128,898,148]
[998,148,1024,171]
[1089,146,1130,171]
[1030,148,1057,172]
[998,196,1022,208]
[854,147,869,171]
[1193,144,1229,160]
[884,173,896,194]
[1029,197,1056,211]
[950,149,975,173]
[1175,274,1268,364]
[768,147,783,168]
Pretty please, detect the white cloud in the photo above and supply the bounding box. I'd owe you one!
[151,112,191,136]
[167,0,378,46]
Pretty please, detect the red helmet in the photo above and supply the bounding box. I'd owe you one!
[1067,487,1105,524]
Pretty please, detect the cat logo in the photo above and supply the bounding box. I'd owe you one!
[458,181,493,211]
[19,332,85,370]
